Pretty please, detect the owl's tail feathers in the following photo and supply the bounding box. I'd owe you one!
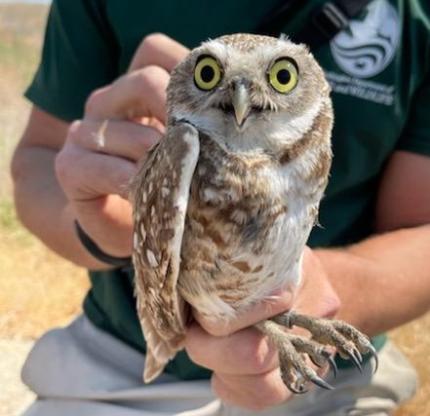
[137,299,187,383]
[143,351,167,383]
[143,335,185,383]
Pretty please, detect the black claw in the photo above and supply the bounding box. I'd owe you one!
[309,355,322,369]
[353,346,363,363]
[347,349,363,373]
[367,344,379,373]
[327,355,338,378]
[319,350,338,378]
[310,374,335,390]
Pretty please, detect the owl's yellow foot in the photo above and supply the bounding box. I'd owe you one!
[255,320,337,394]
[272,311,378,373]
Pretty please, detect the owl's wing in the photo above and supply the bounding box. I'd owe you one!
[131,122,200,383]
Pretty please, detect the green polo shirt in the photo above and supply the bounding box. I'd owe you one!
[26,0,430,380]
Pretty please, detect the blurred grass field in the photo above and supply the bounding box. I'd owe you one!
[0,3,89,340]
[0,3,429,415]
[0,5,88,414]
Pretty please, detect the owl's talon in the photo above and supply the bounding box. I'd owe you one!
[305,348,337,379]
[325,353,338,378]
[367,344,379,373]
[346,348,363,373]
[353,346,363,362]
[273,312,378,376]
[256,320,335,394]
[331,320,380,372]
[309,374,334,390]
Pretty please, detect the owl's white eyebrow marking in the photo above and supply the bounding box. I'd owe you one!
[200,39,229,62]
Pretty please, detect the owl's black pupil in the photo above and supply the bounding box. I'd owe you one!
[201,65,215,83]
[277,69,291,85]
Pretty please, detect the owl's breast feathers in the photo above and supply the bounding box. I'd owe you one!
[179,101,332,317]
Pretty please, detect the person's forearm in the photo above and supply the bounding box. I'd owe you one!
[12,145,112,270]
[316,225,430,336]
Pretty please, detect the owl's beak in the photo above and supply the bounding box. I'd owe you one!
[231,80,250,127]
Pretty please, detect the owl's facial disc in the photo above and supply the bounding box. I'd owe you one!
[168,39,329,148]
[217,58,300,131]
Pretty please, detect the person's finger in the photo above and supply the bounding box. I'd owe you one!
[71,119,161,162]
[85,65,169,123]
[212,370,290,411]
[129,33,189,73]
[185,323,278,375]
[55,143,137,201]
[194,289,293,337]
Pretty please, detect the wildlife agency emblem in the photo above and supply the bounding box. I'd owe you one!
[330,0,400,79]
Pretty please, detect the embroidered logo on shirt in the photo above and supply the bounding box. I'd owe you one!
[326,0,400,105]
[330,0,400,78]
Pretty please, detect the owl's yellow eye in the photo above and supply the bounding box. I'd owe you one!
[268,58,299,94]
[194,56,222,91]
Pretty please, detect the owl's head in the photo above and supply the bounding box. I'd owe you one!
[167,34,332,153]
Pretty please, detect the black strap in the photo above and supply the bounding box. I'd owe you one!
[74,220,132,268]
[256,0,373,50]
[298,0,374,49]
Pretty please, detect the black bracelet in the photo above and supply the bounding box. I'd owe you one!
[74,221,132,268]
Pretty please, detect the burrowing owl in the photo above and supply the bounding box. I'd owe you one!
[131,34,376,393]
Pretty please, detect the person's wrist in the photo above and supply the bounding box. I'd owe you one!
[74,220,132,268]
[313,248,365,327]
[299,247,341,319]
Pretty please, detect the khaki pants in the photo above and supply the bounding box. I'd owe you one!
[21,315,417,416]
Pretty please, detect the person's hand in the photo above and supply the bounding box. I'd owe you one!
[55,34,189,259]
[185,247,341,410]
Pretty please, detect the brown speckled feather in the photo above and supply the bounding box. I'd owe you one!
[131,123,200,382]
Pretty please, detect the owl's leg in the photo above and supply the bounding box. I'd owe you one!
[255,320,338,394]
[272,311,378,373]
